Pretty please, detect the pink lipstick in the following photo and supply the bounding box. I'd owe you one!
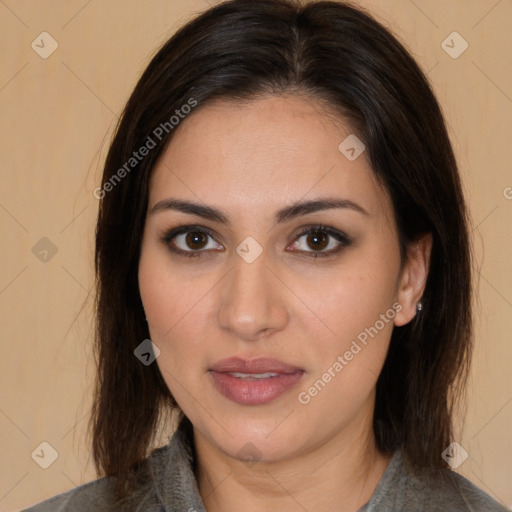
[209,357,304,405]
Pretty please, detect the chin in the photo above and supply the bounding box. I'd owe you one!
[208,415,306,463]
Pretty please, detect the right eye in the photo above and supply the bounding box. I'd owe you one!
[161,226,224,258]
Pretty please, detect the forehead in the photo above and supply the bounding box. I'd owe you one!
[149,94,389,220]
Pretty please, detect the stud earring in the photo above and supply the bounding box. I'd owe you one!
[416,302,423,311]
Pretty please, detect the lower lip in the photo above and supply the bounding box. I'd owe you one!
[209,370,304,405]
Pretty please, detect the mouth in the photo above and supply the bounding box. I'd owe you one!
[209,357,305,405]
[223,371,281,380]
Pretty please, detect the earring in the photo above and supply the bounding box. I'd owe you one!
[416,302,423,311]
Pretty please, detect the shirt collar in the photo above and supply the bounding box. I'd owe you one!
[149,417,402,511]
[150,416,207,511]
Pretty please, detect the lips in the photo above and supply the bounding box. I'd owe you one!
[209,357,305,405]
[210,357,303,374]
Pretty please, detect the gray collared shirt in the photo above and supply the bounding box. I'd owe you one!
[23,421,508,511]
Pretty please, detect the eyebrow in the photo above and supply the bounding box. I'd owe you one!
[149,196,369,226]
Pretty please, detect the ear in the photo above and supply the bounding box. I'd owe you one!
[393,233,433,327]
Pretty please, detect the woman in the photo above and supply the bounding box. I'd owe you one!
[24,0,508,510]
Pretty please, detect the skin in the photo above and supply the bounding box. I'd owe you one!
[138,94,432,512]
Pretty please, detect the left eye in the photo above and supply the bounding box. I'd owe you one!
[288,226,351,256]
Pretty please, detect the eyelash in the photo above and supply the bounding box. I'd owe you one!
[160,224,352,260]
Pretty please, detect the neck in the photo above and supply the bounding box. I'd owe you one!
[194,410,392,512]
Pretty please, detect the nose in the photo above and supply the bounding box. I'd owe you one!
[216,249,289,342]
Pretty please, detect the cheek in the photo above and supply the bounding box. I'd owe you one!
[305,253,399,343]
[138,249,207,407]
[295,276,397,422]
[139,245,204,337]
[138,245,220,385]
[312,291,395,388]
[294,246,400,397]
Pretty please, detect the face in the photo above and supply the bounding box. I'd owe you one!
[138,94,425,464]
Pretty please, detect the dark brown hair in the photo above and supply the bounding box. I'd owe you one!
[90,0,472,499]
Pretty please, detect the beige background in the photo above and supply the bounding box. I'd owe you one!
[0,0,511,510]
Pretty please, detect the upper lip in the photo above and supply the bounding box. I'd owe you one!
[209,357,303,374]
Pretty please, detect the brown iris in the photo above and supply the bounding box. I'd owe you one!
[306,231,328,251]
[186,231,209,250]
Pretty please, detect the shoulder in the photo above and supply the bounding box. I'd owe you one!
[22,443,172,512]
[368,451,508,512]
[22,477,111,512]
[404,468,508,511]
